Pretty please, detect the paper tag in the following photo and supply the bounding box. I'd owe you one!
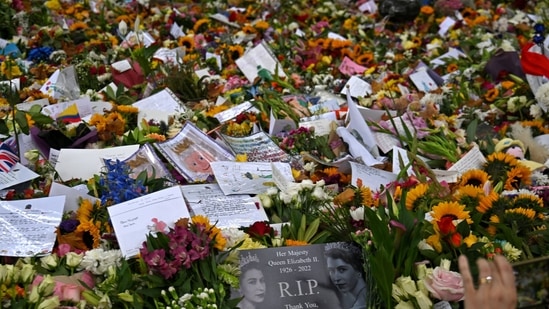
[438,16,456,37]
[340,76,372,97]
[170,22,185,38]
[358,0,377,13]
[409,69,438,92]
[111,59,133,72]
[214,101,253,123]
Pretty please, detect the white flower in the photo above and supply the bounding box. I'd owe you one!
[303,162,317,172]
[65,252,84,268]
[502,242,522,262]
[40,255,59,271]
[350,207,365,221]
[312,186,329,200]
[221,228,247,249]
[396,276,417,296]
[394,300,415,309]
[535,83,549,110]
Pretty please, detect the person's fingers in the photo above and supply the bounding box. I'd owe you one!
[493,255,516,288]
[458,255,476,294]
[476,257,493,288]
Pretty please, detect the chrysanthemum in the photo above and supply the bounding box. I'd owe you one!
[504,165,532,190]
[431,201,471,223]
[405,183,429,210]
[458,169,489,187]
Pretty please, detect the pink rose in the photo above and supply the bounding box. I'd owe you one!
[424,267,465,302]
[56,283,81,302]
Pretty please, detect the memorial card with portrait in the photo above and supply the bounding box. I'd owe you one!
[154,122,235,182]
[237,242,368,309]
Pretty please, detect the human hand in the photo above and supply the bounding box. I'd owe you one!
[458,255,517,309]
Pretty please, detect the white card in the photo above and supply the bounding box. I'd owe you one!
[235,41,286,82]
[211,161,275,195]
[108,186,191,258]
[350,161,396,191]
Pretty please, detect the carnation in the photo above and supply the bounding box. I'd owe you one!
[535,83,549,111]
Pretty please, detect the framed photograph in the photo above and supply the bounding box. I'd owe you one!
[154,122,235,182]
[236,242,368,309]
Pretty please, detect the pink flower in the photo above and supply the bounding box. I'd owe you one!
[424,267,465,302]
[57,244,72,257]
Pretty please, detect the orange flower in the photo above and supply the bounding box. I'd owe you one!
[484,87,499,102]
[501,80,515,89]
[420,5,434,15]
[446,63,459,73]
[356,52,374,66]
[178,35,195,50]
[254,20,270,31]
[285,239,309,246]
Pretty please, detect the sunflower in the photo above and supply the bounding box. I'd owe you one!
[458,169,489,187]
[483,152,519,184]
[115,104,139,114]
[484,87,499,102]
[193,18,210,33]
[454,185,484,209]
[431,201,471,223]
[405,183,429,210]
[513,193,544,216]
[241,25,256,34]
[69,21,88,32]
[227,45,244,64]
[178,35,195,50]
[504,165,531,190]
[506,207,537,220]
[520,120,549,135]
[76,220,102,249]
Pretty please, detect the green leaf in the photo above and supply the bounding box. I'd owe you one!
[14,110,29,134]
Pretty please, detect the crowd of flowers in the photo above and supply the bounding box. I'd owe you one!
[0,0,548,308]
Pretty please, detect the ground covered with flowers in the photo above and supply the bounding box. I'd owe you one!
[0,0,549,308]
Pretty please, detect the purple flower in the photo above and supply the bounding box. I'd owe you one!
[142,249,166,267]
[59,219,80,234]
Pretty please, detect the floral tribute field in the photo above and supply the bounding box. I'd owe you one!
[0,0,548,308]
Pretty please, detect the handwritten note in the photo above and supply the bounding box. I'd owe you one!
[0,196,65,257]
[108,186,191,258]
[338,56,367,76]
[448,145,486,176]
[180,184,268,228]
[235,41,287,82]
[350,161,396,191]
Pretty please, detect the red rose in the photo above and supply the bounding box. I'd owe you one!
[437,216,456,235]
[246,221,272,238]
[449,233,462,248]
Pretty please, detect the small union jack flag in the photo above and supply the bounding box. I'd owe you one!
[0,142,19,172]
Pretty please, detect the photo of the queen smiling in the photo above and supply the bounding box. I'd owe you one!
[238,252,266,309]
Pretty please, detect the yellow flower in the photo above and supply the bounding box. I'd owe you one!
[45,0,62,11]
[192,215,227,250]
[193,18,210,33]
[76,220,102,249]
[463,234,478,247]
[254,20,270,31]
[431,201,471,223]
[285,239,309,246]
[426,234,442,252]
[504,165,531,190]
[405,183,429,210]
[144,133,166,142]
[476,191,499,214]
[506,207,536,220]
[0,59,22,79]
[235,153,248,162]
[458,169,489,187]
